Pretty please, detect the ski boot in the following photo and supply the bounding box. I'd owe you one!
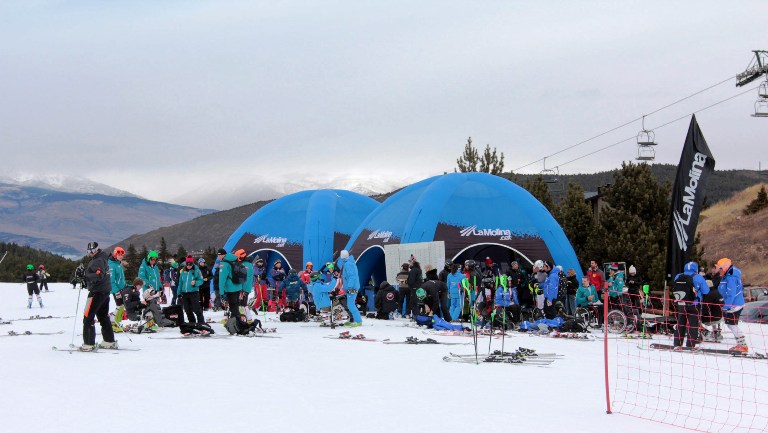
[27,299,32,309]
[80,344,96,352]
[339,331,351,339]
[38,299,43,308]
[98,341,118,349]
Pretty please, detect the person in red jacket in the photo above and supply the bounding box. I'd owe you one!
[586,260,605,298]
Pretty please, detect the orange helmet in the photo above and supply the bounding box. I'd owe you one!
[234,249,247,259]
[715,258,732,275]
[113,246,125,258]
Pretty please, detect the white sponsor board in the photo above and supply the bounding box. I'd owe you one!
[383,241,445,285]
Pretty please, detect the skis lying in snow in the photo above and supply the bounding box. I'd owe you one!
[149,334,230,340]
[52,346,117,354]
[449,348,564,359]
[383,336,470,345]
[11,315,74,321]
[443,347,560,365]
[323,332,380,342]
[649,343,767,359]
[527,331,596,341]
[2,330,64,337]
[619,332,653,340]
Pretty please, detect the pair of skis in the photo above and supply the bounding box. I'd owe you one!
[383,336,469,345]
[324,332,379,342]
[649,343,767,359]
[443,347,561,365]
[52,344,141,353]
[3,330,64,337]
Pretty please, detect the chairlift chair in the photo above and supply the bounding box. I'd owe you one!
[753,98,768,118]
[540,157,559,184]
[636,144,656,161]
[636,116,657,146]
[759,81,768,98]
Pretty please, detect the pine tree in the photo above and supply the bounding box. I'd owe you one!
[203,246,216,267]
[159,237,169,264]
[456,137,505,175]
[138,245,149,269]
[743,185,768,215]
[594,162,669,288]
[523,175,555,213]
[555,182,594,263]
[125,244,139,277]
[176,245,187,260]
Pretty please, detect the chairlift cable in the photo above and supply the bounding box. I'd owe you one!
[513,74,737,172]
[552,85,759,170]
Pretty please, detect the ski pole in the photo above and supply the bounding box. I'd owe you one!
[70,285,84,347]
[488,308,495,354]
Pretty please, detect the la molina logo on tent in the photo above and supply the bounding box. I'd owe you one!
[460,225,512,240]
[253,234,288,248]
[367,229,393,242]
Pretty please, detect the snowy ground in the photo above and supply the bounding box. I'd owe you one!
[0,283,694,433]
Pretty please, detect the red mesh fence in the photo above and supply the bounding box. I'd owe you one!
[604,290,768,432]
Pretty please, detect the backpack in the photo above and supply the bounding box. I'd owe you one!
[396,273,409,289]
[672,273,696,304]
[229,261,248,284]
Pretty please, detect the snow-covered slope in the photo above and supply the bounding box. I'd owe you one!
[0,174,140,198]
[0,283,688,433]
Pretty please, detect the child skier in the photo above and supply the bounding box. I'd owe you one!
[24,264,43,308]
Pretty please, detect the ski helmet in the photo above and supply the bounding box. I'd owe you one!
[198,258,206,265]
[86,241,99,254]
[715,258,732,275]
[444,260,452,269]
[26,264,34,271]
[415,288,426,300]
[309,271,321,282]
[113,246,125,258]
[147,250,159,260]
[465,259,476,269]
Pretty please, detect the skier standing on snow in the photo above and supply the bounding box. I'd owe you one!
[672,261,709,350]
[138,251,162,293]
[71,263,85,290]
[219,251,245,325]
[446,263,465,321]
[197,258,212,311]
[178,256,205,324]
[37,265,50,292]
[235,249,254,319]
[716,258,748,353]
[337,250,362,327]
[24,264,42,308]
[109,247,126,320]
[82,242,117,351]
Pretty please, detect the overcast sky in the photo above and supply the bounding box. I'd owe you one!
[1,1,766,209]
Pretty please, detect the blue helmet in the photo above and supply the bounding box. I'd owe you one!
[684,262,699,274]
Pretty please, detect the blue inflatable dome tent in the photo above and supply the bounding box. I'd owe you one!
[345,172,582,287]
[224,190,379,272]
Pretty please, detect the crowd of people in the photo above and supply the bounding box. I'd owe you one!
[52,241,748,353]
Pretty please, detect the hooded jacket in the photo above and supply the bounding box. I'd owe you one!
[219,253,244,295]
[718,266,745,310]
[375,283,400,314]
[281,271,307,301]
[337,255,360,291]
[178,264,204,294]
[86,250,112,294]
[138,258,161,291]
[674,262,709,304]
[109,256,125,294]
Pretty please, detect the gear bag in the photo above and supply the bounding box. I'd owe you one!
[672,273,696,304]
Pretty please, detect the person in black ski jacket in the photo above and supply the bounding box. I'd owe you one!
[23,264,42,308]
[374,281,400,319]
[423,266,450,321]
[407,261,424,316]
[395,263,411,317]
[82,242,117,351]
[197,258,212,310]
[71,263,86,290]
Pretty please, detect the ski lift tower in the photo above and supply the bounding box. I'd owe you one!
[736,50,768,117]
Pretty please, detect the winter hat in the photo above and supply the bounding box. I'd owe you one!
[629,265,637,275]
[171,262,179,268]
[340,250,350,259]
[216,248,227,255]
[26,264,34,270]
[609,262,619,271]
[198,258,206,264]
[185,256,194,264]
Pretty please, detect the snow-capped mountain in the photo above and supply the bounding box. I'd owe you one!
[0,174,140,198]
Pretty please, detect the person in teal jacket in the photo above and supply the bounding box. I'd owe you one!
[235,249,254,319]
[178,256,205,324]
[138,250,162,292]
[109,246,126,320]
[219,252,245,323]
[606,263,626,309]
[337,250,362,326]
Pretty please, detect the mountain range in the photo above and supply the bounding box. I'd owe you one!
[0,176,214,258]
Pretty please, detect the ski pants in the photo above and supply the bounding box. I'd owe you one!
[432,315,463,331]
[673,304,700,348]
[180,291,205,324]
[40,280,49,291]
[170,285,178,306]
[346,290,362,323]
[26,284,40,296]
[199,285,210,310]
[83,291,115,346]
[399,287,411,316]
[449,295,463,322]
[227,291,244,323]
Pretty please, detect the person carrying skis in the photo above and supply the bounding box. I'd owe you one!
[23,264,42,308]
[716,258,748,353]
[337,250,362,327]
[37,265,50,292]
[672,261,709,350]
[178,256,205,325]
[82,242,117,351]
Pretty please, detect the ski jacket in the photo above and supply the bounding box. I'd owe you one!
[138,259,161,291]
[542,271,559,302]
[270,266,286,287]
[566,274,579,296]
[625,273,643,295]
[677,262,709,304]
[718,266,745,311]
[163,267,179,287]
[254,264,268,282]
[36,269,50,281]
[495,286,518,307]
[243,261,254,293]
[299,269,312,285]
[375,284,400,314]
[575,284,599,307]
[219,254,244,295]
[109,256,126,294]
[607,271,626,298]
[309,278,337,310]
[587,267,604,291]
[86,250,112,294]
[446,270,465,297]
[281,272,307,301]
[199,265,212,289]
[178,265,204,294]
[24,270,39,288]
[337,255,360,291]
[407,265,423,290]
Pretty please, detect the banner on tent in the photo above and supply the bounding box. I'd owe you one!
[384,241,445,284]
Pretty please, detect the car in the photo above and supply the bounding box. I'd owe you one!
[744,286,768,303]
[741,300,768,324]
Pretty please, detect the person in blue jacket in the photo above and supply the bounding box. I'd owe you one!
[716,258,747,353]
[446,263,465,321]
[281,269,307,306]
[337,250,362,327]
[494,275,521,327]
[672,262,709,349]
[542,261,560,307]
